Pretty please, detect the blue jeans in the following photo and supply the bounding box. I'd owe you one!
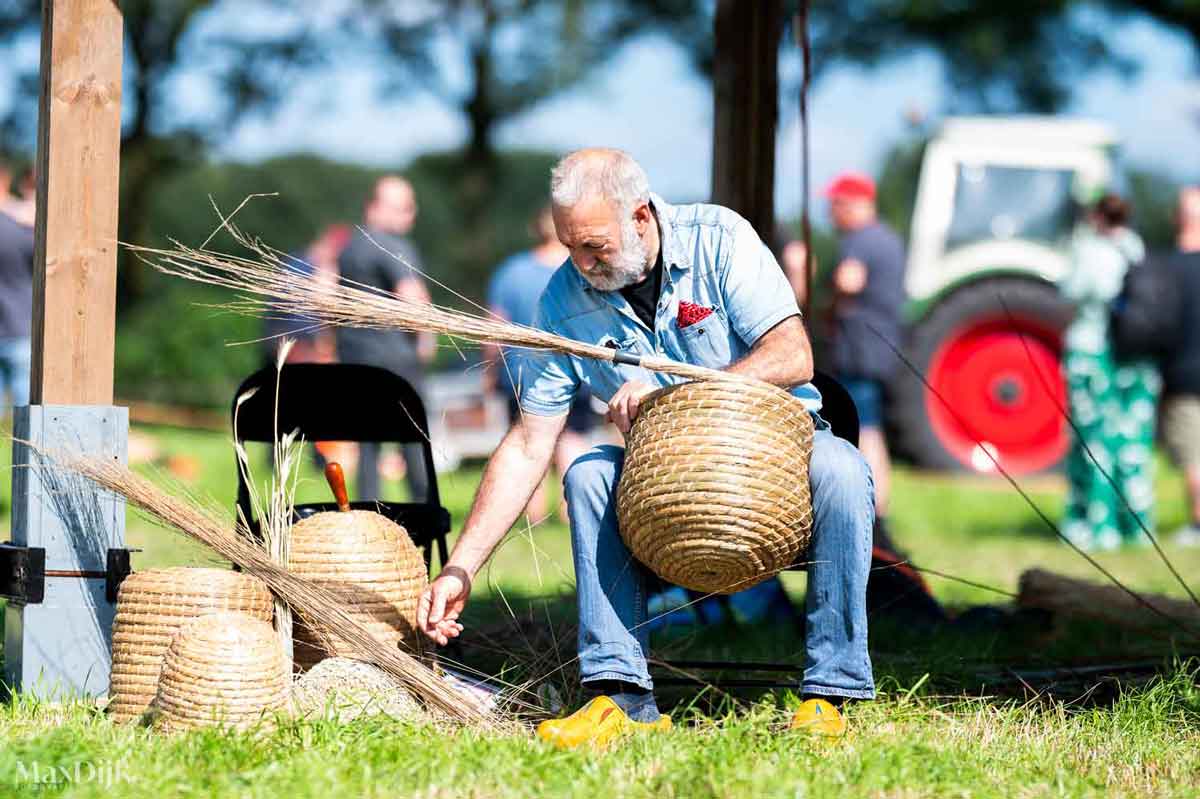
[0,336,30,407]
[563,425,876,699]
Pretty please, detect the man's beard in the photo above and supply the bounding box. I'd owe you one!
[580,218,651,291]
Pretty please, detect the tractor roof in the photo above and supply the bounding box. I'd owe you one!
[938,116,1118,149]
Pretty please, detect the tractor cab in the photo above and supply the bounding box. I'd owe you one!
[891,117,1117,474]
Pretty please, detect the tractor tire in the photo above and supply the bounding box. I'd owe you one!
[889,276,1074,474]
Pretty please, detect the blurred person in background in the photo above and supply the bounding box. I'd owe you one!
[1162,187,1200,546]
[338,176,435,502]
[0,155,34,410]
[266,223,350,366]
[1059,193,1159,551]
[4,163,35,227]
[775,226,811,308]
[485,205,595,524]
[777,223,944,625]
[261,224,352,471]
[824,173,905,534]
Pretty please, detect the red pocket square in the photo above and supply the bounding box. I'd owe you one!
[677,301,714,328]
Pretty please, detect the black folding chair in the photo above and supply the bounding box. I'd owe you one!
[231,363,451,573]
[808,371,860,447]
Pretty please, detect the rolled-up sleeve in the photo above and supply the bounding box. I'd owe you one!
[721,218,802,345]
[517,303,579,416]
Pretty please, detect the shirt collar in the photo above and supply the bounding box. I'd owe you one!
[650,193,692,273]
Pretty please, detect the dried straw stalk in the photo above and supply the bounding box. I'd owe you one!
[125,229,759,386]
[44,452,491,727]
[232,338,302,670]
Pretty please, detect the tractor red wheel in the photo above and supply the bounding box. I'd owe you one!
[890,277,1073,474]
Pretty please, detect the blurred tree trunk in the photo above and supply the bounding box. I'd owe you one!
[464,0,499,169]
[710,0,782,239]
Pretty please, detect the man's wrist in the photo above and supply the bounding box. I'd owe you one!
[444,551,481,582]
[439,564,473,594]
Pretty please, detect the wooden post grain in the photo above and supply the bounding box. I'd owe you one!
[30,0,124,406]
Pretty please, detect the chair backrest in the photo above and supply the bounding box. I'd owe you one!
[810,371,860,445]
[231,363,444,535]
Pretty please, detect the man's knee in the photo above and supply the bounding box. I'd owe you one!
[810,433,874,505]
[563,445,625,503]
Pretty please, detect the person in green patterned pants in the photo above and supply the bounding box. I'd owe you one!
[1059,195,1160,551]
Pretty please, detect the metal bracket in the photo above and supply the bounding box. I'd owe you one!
[105,548,134,603]
[0,544,136,605]
[0,543,46,604]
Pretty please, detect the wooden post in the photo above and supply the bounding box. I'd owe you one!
[3,0,127,701]
[29,0,123,406]
[710,0,782,240]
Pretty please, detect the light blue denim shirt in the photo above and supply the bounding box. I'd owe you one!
[516,194,822,415]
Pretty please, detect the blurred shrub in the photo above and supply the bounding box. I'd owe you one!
[115,284,264,407]
[1125,169,1179,252]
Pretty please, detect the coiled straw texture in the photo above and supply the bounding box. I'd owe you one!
[154,611,290,732]
[617,380,815,594]
[108,567,273,723]
[289,510,427,671]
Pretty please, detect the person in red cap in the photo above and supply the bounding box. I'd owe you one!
[823,171,906,533]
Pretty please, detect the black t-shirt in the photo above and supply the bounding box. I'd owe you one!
[620,253,664,330]
[829,221,907,381]
[1165,251,1200,394]
[335,227,425,384]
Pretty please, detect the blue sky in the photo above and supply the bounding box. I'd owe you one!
[216,13,1197,221]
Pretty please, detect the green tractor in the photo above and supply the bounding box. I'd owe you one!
[889,117,1116,474]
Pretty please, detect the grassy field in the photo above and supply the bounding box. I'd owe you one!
[2,424,1199,798]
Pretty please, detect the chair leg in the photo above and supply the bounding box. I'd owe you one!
[436,534,449,572]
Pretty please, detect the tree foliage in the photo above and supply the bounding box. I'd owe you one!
[361,0,709,163]
[774,1,1200,113]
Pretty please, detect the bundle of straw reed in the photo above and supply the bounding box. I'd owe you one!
[40,451,489,727]
[126,228,757,386]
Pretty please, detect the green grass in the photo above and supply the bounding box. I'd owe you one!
[3,671,1198,798]
[2,424,1200,797]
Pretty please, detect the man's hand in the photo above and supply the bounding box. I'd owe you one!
[833,258,868,295]
[607,380,656,435]
[417,566,471,646]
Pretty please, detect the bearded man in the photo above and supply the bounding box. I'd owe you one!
[418,148,875,747]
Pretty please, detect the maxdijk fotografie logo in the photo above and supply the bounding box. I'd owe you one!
[16,759,131,790]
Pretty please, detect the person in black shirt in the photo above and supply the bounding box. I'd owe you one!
[337,176,435,502]
[0,156,33,409]
[1163,187,1200,546]
[824,172,906,525]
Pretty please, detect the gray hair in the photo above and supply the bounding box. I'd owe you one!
[550,148,651,213]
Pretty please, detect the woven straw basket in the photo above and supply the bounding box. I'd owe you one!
[108,567,273,723]
[288,510,427,671]
[616,379,815,594]
[154,611,290,732]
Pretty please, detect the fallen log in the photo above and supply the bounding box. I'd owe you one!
[1017,568,1200,637]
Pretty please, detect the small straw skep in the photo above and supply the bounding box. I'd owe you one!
[125,230,759,387]
[43,452,491,727]
[153,611,290,733]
